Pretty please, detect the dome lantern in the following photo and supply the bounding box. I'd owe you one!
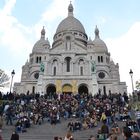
[95,25,99,39]
[41,26,45,39]
[68,1,74,17]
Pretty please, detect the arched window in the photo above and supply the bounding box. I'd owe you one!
[52,60,57,76]
[101,56,103,62]
[80,66,83,75]
[32,86,35,94]
[65,57,71,72]
[53,67,56,76]
[79,59,84,65]
[98,56,100,63]
[39,57,41,63]
[36,57,38,63]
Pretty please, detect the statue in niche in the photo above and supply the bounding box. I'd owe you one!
[91,61,96,72]
[40,62,45,72]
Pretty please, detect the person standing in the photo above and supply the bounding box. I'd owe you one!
[10,131,19,140]
[122,127,133,140]
[0,134,3,140]
[0,115,3,131]
[6,106,13,125]
[135,109,140,130]
[64,131,73,140]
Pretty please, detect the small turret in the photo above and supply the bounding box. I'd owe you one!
[41,26,45,39]
[95,25,100,39]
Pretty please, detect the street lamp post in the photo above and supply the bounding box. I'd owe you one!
[129,69,134,94]
[9,70,15,93]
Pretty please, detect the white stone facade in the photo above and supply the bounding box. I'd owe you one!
[14,3,127,95]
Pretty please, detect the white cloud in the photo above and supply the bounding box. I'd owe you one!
[0,0,76,91]
[96,16,107,25]
[105,22,140,93]
[0,0,33,54]
[2,0,16,15]
[0,0,34,88]
[41,0,70,22]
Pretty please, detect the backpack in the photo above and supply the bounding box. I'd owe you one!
[98,134,105,140]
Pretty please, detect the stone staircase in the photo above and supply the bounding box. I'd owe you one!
[2,119,99,140]
[1,119,127,140]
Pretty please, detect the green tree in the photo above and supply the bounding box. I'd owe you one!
[136,80,140,91]
[0,69,10,89]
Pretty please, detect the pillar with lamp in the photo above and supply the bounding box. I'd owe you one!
[129,69,134,94]
[9,70,15,93]
[129,69,137,101]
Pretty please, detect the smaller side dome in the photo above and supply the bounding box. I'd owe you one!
[32,27,50,53]
[93,26,108,52]
[87,37,93,45]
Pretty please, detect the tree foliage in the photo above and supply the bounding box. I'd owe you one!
[136,79,140,91]
[0,69,10,88]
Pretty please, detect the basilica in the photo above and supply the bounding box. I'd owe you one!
[14,3,127,96]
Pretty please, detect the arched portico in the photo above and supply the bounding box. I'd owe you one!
[78,84,88,94]
[62,84,72,94]
[46,84,56,97]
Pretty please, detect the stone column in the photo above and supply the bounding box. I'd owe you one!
[36,72,43,94]
[91,71,98,96]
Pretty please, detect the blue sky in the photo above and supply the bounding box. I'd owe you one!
[0,0,140,93]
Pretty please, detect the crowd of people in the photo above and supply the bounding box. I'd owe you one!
[0,91,139,140]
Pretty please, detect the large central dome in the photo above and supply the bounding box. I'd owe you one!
[55,3,86,34]
[56,16,85,34]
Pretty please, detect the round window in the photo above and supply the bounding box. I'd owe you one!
[34,72,39,79]
[98,72,105,79]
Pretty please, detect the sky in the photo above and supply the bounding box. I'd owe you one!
[0,0,140,93]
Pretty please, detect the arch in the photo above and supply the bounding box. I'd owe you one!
[78,84,88,94]
[98,56,100,63]
[53,66,56,76]
[48,57,61,64]
[80,66,83,75]
[78,59,84,64]
[46,84,56,95]
[101,56,103,62]
[74,57,88,64]
[65,57,71,72]
[62,84,72,93]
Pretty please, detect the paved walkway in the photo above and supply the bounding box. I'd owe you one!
[1,118,126,140]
